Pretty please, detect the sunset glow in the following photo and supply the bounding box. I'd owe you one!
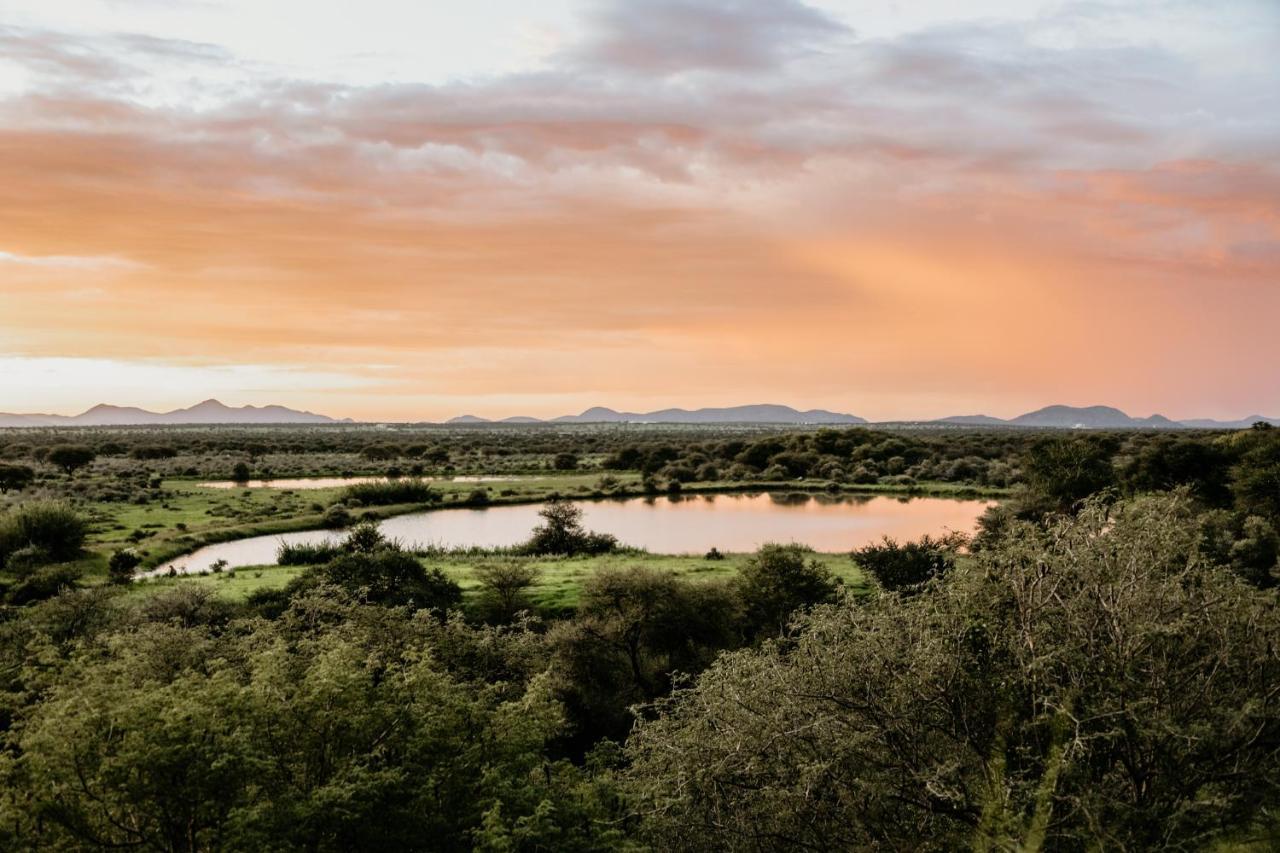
[2,0,1277,421]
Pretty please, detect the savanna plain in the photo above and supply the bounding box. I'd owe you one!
[1,422,1278,850]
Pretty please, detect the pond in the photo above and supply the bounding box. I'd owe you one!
[148,492,993,576]
[197,475,525,489]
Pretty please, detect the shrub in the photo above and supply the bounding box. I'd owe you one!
[316,549,462,610]
[521,500,618,556]
[0,462,35,493]
[321,504,352,529]
[553,452,579,471]
[108,550,143,584]
[277,540,342,566]
[735,543,838,639]
[853,534,957,593]
[0,501,87,568]
[130,445,177,460]
[5,564,82,605]
[341,479,433,506]
[47,445,96,475]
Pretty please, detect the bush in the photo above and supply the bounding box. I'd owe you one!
[5,564,82,605]
[0,462,34,493]
[316,549,462,610]
[277,540,342,566]
[521,500,618,557]
[321,504,352,529]
[735,543,838,639]
[47,445,96,475]
[108,550,143,584]
[853,535,957,593]
[341,479,433,506]
[553,452,579,471]
[0,501,87,568]
[130,445,177,460]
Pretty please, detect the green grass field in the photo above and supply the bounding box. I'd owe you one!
[130,550,870,611]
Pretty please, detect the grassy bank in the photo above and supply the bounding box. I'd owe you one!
[129,549,871,611]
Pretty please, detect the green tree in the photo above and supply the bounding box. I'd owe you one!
[474,560,542,623]
[1022,435,1116,513]
[0,463,34,493]
[625,495,1280,851]
[107,549,143,585]
[46,445,96,476]
[522,500,617,556]
[734,543,838,640]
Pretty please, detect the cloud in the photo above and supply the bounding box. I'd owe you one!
[570,0,849,74]
[0,3,1276,418]
[0,249,143,269]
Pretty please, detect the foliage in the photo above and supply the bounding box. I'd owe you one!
[733,543,838,639]
[624,495,1280,851]
[0,594,629,851]
[1022,435,1116,512]
[522,500,618,557]
[0,501,87,569]
[0,463,34,493]
[46,444,97,476]
[341,478,434,506]
[551,567,741,749]
[853,533,959,593]
[108,549,143,585]
[474,560,542,623]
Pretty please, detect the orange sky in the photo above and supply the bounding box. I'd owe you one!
[1,1,1278,421]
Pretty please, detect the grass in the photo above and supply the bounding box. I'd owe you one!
[130,550,871,611]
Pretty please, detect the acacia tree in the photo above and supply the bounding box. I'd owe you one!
[625,494,1280,851]
[0,463,34,493]
[45,445,96,476]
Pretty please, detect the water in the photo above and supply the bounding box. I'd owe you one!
[148,492,992,576]
[197,475,524,489]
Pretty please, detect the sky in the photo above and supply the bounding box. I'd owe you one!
[0,0,1277,422]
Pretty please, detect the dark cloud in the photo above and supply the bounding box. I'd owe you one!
[570,0,849,74]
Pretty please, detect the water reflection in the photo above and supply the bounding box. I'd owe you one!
[150,491,992,577]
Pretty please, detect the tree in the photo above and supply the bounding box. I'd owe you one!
[0,501,87,568]
[551,567,741,748]
[624,495,1280,851]
[734,543,838,640]
[107,550,143,585]
[316,549,462,611]
[46,445,96,476]
[1022,435,1116,513]
[474,560,542,623]
[1233,431,1280,523]
[853,534,958,593]
[231,461,251,482]
[0,463,34,493]
[522,499,618,556]
[553,452,579,471]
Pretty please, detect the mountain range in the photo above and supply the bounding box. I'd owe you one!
[0,399,350,427]
[451,403,1279,429]
[449,405,867,426]
[0,401,1275,429]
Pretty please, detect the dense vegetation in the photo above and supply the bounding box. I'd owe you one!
[0,422,1277,848]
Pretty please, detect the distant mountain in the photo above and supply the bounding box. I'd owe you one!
[933,405,1278,430]
[445,405,865,425]
[936,414,1008,426]
[0,399,349,427]
[1179,415,1280,429]
[553,404,866,424]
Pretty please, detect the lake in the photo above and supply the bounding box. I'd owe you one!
[149,492,992,576]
